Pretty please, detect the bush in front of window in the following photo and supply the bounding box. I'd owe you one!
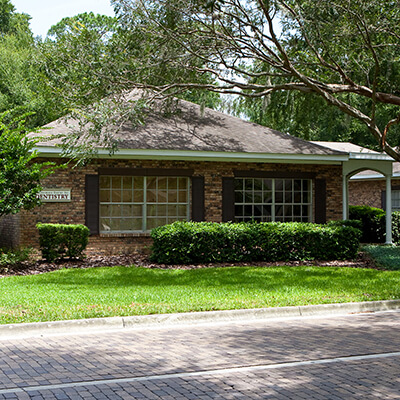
[37,223,89,262]
[326,219,363,230]
[391,212,400,244]
[150,221,361,264]
[349,205,386,243]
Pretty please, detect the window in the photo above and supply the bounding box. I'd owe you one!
[392,190,400,211]
[234,178,312,222]
[99,176,190,233]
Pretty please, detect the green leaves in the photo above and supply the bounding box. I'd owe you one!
[150,221,361,264]
[36,223,90,262]
[0,112,56,217]
[349,205,386,243]
[0,1,60,129]
[105,0,400,159]
[0,246,31,267]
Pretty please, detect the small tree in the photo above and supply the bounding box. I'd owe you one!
[0,113,55,217]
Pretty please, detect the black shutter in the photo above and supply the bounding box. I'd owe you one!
[192,176,205,221]
[222,177,235,222]
[315,179,327,224]
[85,175,99,235]
[381,190,387,210]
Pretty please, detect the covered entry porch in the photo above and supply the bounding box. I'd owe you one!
[314,142,394,244]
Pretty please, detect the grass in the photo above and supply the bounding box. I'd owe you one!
[1,264,400,324]
[363,244,400,271]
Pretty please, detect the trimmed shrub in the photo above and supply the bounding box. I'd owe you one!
[326,219,363,230]
[150,221,361,264]
[349,205,386,243]
[37,223,89,262]
[392,211,400,244]
[348,207,400,244]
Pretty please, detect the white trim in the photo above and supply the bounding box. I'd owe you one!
[342,175,348,220]
[386,175,393,244]
[33,146,350,164]
[33,146,393,163]
[234,177,312,222]
[351,173,400,181]
[99,175,191,234]
[343,159,393,178]
[348,152,393,161]
[350,174,386,180]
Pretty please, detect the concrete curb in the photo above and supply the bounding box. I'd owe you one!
[1,299,399,340]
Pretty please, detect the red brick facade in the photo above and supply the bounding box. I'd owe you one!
[349,180,385,208]
[0,158,343,254]
[349,178,400,209]
[0,214,20,249]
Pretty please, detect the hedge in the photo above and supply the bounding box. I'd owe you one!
[348,205,385,243]
[150,221,361,264]
[37,223,89,262]
[392,211,400,244]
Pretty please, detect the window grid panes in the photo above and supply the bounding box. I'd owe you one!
[234,178,312,222]
[99,176,190,233]
[392,190,400,211]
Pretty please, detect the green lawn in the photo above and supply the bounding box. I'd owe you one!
[1,264,400,324]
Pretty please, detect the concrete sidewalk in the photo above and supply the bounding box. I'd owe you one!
[1,299,399,340]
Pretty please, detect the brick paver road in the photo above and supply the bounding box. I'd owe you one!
[0,310,399,399]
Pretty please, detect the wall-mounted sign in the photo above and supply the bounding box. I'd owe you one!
[37,189,71,202]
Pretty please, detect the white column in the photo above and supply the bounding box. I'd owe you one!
[386,175,392,244]
[342,174,348,220]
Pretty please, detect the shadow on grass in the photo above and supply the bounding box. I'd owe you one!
[363,245,400,271]
[16,264,400,293]
[2,265,400,324]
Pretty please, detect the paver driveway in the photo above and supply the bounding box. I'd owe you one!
[0,310,399,399]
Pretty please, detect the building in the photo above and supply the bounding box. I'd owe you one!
[349,162,400,211]
[0,96,394,253]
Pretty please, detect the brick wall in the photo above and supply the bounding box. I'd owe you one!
[0,214,20,248]
[348,178,400,209]
[15,158,343,255]
[348,180,385,208]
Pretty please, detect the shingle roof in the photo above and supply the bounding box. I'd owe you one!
[311,141,381,154]
[35,94,344,156]
[351,162,400,179]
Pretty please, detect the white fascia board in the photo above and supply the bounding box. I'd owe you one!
[351,173,400,181]
[33,146,349,164]
[350,174,384,180]
[348,152,394,161]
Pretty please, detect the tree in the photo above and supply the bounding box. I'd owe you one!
[41,12,119,110]
[109,0,400,160]
[38,8,220,162]
[47,11,118,39]
[0,0,58,128]
[0,113,55,217]
[42,9,221,109]
[232,87,391,147]
[0,0,29,36]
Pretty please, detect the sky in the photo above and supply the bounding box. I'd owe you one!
[11,0,115,38]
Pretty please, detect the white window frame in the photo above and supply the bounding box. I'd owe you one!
[234,177,313,222]
[392,189,400,211]
[99,175,191,233]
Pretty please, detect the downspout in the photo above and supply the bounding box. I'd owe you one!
[342,173,348,220]
[385,174,392,244]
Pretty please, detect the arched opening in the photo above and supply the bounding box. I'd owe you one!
[344,163,392,244]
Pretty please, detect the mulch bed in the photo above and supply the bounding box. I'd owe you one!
[0,251,379,277]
